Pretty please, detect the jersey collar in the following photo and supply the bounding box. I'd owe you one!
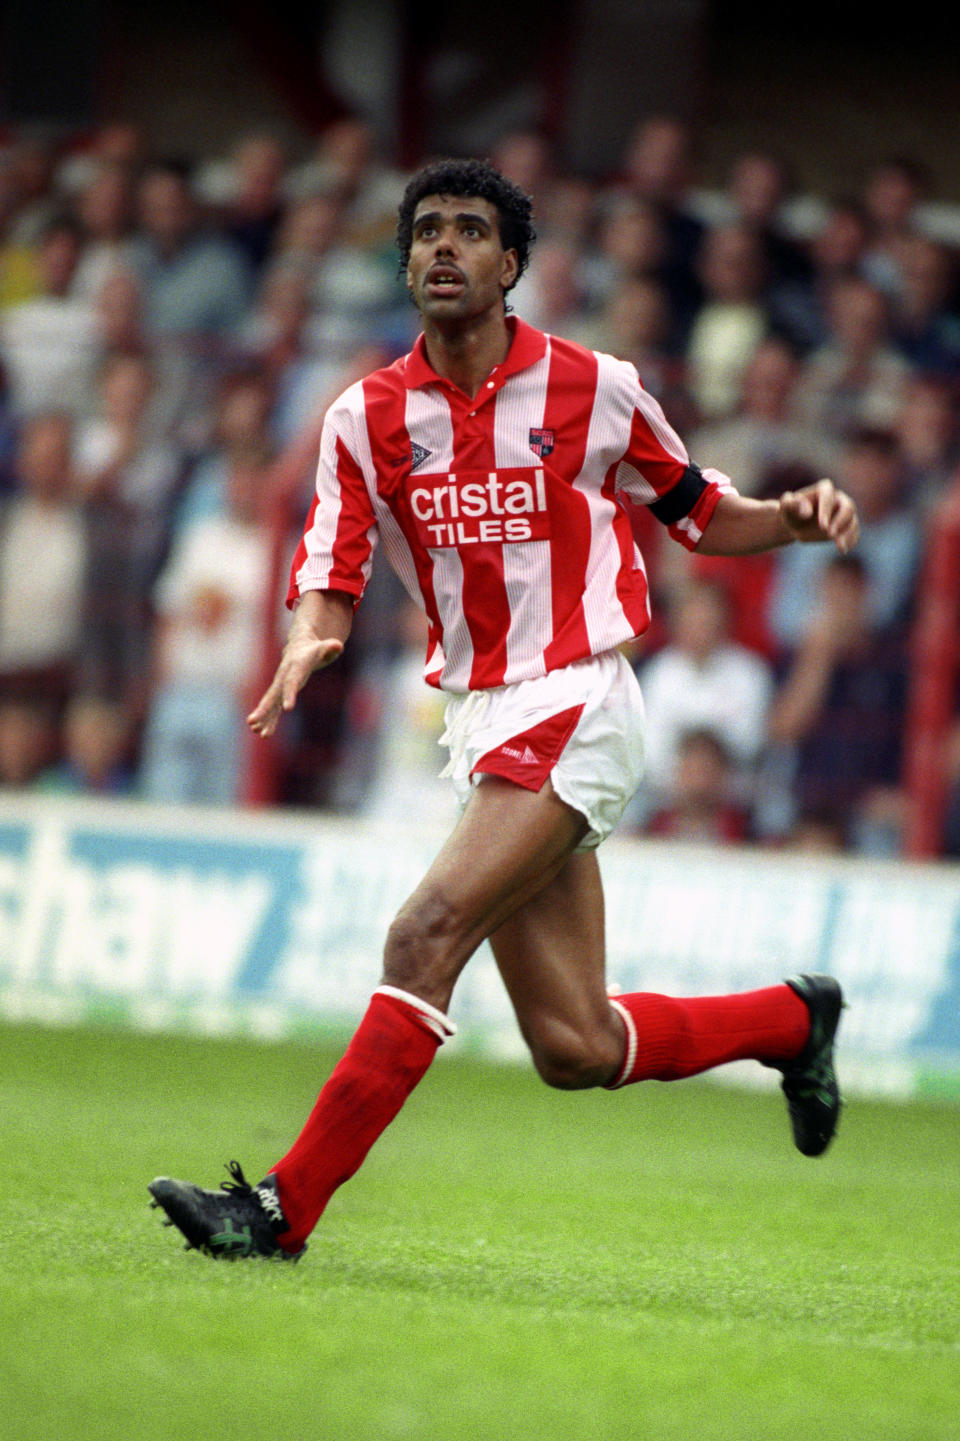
[402,315,548,391]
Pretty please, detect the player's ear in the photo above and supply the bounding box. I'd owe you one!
[501,248,519,291]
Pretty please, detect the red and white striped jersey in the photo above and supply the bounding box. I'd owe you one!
[288,317,735,692]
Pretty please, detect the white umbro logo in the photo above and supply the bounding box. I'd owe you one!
[501,744,539,766]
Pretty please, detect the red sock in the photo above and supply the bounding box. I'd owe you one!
[606,985,809,1087]
[270,987,455,1251]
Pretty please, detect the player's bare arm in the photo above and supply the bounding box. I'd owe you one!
[247,588,354,737]
[697,479,860,557]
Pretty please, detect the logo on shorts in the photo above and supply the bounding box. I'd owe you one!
[529,427,555,458]
[501,743,540,766]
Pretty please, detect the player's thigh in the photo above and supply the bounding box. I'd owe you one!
[383,774,589,991]
[489,848,619,1067]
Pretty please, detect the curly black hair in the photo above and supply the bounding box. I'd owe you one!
[396,158,536,294]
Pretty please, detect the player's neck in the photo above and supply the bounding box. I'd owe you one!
[420,309,512,399]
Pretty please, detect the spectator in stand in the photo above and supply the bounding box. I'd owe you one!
[592,194,698,349]
[594,275,680,406]
[511,238,596,346]
[591,196,664,288]
[861,155,930,297]
[127,161,254,448]
[685,224,768,419]
[0,698,55,788]
[792,275,911,439]
[70,161,138,300]
[241,264,388,456]
[894,375,960,516]
[490,131,599,310]
[285,118,405,247]
[174,369,275,536]
[0,215,100,418]
[813,199,870,283]
[2,135,60,247]
[689,336,838,498]
[888,233,960,376]
[0,412,88,785]
[130,161,252,341]
[266,191,341,285]
[767,553,908,853]
[536,174,599,253]
[778,197,871,353]
[643,727,750,845]
[140,330,380,810]
[73,350,183,707]
[241,268,330,444]
[95,266,146,353]
[491,130,557,218]
[242,266,310,380]
[138,443,274,806]
[218,133,289,276]
[92,264,191,444]
[36,692,135,796]
[769,426,921,650]
[629,577,774,824]
[55,122,147,199]
[728,151,813,290]
[266,191,404,361]
[620,113,704,311]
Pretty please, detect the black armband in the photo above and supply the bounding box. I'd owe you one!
[649,463,709,526]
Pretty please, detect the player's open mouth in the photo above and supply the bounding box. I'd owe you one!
[425,266,465,295]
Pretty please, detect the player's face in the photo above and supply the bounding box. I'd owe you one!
[406,194,519,324]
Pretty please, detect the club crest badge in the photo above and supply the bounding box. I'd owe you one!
[528,428,555,458]
[410,442,432,472]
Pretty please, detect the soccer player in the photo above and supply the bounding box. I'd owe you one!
[149,159,859,1260]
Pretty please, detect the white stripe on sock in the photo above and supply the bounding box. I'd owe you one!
[374,985,458,1041]
[607,999,637,1088]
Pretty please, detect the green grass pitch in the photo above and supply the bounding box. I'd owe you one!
[2,1020,958,1441]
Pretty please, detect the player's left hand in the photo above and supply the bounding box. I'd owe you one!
[779,479,860,553]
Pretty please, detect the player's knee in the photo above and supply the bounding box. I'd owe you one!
[529,1024,618,1091]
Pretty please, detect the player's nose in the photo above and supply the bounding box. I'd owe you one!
[433,226,458,256]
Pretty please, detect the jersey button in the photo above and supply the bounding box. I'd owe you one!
[486,380,495,388]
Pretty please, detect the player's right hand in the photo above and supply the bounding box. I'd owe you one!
[247,635,345,737]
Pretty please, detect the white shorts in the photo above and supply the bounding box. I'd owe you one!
[439,650,646,849]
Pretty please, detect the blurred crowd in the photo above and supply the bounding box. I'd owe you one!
[1,115,959,855]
